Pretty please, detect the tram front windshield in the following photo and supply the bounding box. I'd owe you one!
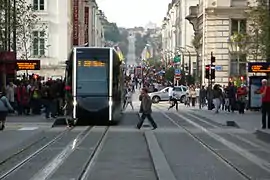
[76,49,109,96]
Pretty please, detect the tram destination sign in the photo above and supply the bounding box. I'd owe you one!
[16,60,41,70]
[248,62,270,73]
[77,60,105,67]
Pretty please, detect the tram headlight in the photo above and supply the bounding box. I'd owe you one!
[73,100,77,106]
[109,100,113,106]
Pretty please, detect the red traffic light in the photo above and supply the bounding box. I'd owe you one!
[240,76,244,81]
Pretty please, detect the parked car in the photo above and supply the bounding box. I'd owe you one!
[149,86,187,103]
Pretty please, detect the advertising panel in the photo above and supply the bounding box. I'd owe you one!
[249,76,267,109]
[73,0,79,45]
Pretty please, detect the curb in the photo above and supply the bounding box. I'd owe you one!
[255,129,270,143]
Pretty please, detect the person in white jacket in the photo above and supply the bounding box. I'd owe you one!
[124,88,134,110]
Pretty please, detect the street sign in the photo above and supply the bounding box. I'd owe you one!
[215,65,222,71]
[175,74,181,80]
[173,56,181,63]
[174,69,181,75]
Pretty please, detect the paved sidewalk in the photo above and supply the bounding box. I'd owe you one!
[187,106,261,131]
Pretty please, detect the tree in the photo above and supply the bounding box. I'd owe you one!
[135,32,149,58]
[247,0,270,61]
[16,0,47,60]
[104,23,121,42]
[103,22,129,56]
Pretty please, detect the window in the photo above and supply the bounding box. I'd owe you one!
[231,19,246,35]
[76,48,109,95]
[33,0,45,11]
[174,87,182,92]
[230,54,247,76]
[32,31,45,56]
[77,63,108,95]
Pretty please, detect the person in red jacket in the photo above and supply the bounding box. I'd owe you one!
[17,82,29,115]
[237,85,247,114]
[259,79,270,129]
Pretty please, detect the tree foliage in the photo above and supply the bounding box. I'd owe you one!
[247,0,270,61]
[103,22,129,56]
[135,32,149,58]
[16,0,47,60]
[0,0,47,59]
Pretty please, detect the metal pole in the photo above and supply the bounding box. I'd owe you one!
[188,50,191,75]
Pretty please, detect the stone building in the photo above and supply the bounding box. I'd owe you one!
[186,0,251,85]
[17,0,105,79]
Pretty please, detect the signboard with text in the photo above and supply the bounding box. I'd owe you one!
[16,60,40,70]
[248,62,270,73]
[73,0,79,45]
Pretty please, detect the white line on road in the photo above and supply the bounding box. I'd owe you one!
[170,112,270,173]
[30,126,91,180]
[145,131,177,180]
[18,127,39,131]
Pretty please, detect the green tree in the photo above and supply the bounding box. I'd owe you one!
[104,23,121,42]
[135,32,149,58]
[247,0,270,61]
[103,22,129,56]
[165,67,174,82]
[16,0,47,60]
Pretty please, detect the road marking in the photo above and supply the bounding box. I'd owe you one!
[170,112,270,173]
[18,127,39,131]
[145,131,177,180]
[30,126,91,180]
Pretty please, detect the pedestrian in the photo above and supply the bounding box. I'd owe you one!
[257,79,270,129]
[0,91,14,130]
[124,88,134,110]
[168,88,178,111]
[136,88,157,130]
[213,84,222,113]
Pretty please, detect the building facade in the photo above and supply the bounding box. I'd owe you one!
[161,0,198,77]
[17,0,105,79]
[162,0,253,85]
[186,0,253,85]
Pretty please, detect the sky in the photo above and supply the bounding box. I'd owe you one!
[96,0,171,28]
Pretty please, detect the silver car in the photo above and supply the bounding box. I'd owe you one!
[149,86,187,103]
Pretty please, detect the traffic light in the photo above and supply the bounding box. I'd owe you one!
[205,65,210,79]
[211,56,216,64]
[33,74,38,79]
[211,65,215,80]
[240,76,244,81]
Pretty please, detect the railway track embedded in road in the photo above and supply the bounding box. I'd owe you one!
[154,106,260,180]
[0,126,76,180]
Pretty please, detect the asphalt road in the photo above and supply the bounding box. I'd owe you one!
[1,104,270,180]
[127,35,137,66]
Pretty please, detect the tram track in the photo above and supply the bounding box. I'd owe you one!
[154,106,270,180]
[0,125,109,180]
[0,127,74,180]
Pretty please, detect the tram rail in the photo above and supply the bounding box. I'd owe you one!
[154,106,255,180]
[0,127,75,180]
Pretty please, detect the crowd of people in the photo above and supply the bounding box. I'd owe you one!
[124,73,270,130]
[0,79,65,130]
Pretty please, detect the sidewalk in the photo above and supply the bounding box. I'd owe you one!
[186,106,262,131]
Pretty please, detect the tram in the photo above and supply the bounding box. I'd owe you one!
[64,47,124,125]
